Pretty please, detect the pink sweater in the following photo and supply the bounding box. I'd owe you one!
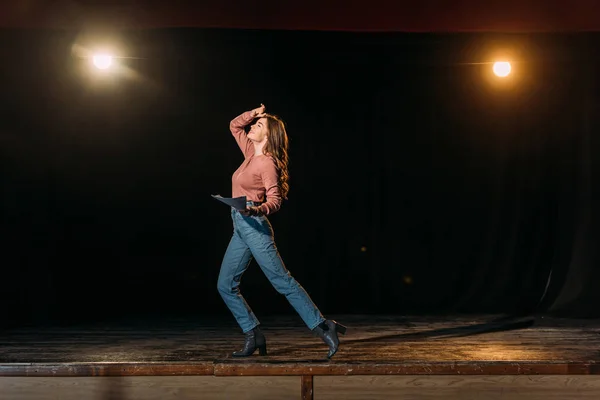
[230,111,282,216]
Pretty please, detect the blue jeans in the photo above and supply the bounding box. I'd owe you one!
[218,206,325,333]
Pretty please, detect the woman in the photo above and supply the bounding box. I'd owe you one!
[217,103,346,358]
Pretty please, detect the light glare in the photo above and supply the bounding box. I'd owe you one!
[493,61,511,77]
[93,54,113,70]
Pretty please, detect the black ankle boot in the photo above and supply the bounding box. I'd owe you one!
[232,326,267,357]
[312,320,347,359]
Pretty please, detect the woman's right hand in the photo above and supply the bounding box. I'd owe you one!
[251,103,266,118]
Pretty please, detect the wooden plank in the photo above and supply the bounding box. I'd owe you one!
[3,375,600,400]
[301,375,313,400]
[0,376,300,400]
[1,360,597,377]
[0,363,213,377]
[214,361,599,376]
[315,375,600,400]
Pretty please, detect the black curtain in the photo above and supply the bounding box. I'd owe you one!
[0,29,597,326]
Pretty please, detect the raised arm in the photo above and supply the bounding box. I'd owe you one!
[229,104,265,158]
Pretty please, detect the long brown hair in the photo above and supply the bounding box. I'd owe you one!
[262,114,290,200]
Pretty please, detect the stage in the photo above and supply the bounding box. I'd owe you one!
[1,315,600,399]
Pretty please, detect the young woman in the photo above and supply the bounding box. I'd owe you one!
[217,104,346,358]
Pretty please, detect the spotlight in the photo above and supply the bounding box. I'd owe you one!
[93,54,113,70]
[493,61,511,77]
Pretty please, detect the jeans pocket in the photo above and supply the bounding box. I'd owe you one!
[247,215,273,236]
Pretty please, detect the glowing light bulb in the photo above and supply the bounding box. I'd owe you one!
[493,61,511,77]
[93,54,113,70]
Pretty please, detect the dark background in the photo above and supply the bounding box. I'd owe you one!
[1,28,598,326]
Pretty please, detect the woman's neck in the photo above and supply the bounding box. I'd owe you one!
[253,141,267,157]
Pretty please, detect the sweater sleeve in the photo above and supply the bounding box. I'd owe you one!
[259,159,283,215]
[229,111,256,158]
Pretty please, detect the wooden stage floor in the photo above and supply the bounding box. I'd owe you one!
[1,314,599,399]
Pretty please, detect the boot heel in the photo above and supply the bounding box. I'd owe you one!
[335,322,347,335]
[258,344,267,356]
[232,327,267,357]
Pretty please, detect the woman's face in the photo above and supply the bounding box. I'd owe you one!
[248,117,269,143]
